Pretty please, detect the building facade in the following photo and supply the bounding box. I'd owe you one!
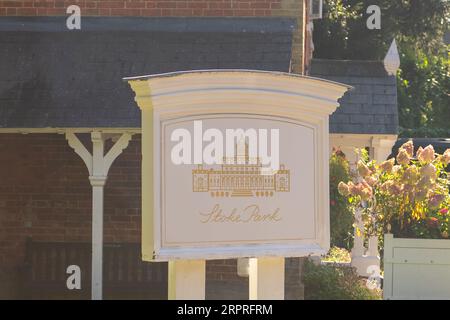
[0,0,398,299]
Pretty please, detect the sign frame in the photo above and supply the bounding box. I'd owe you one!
[125,70,350,261]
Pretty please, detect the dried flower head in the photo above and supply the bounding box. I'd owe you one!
[392,165,402,174]
[357,160,371,177]
[402,165,419,183]
[365,176,378,186]
[400,140,414,158]
[396,148,410,165]
[443,149,450,166]
[379,158,395,173]
[429,194,445,209]
[418,145,435,164]
[338,182,350,196]
[420,163,437,181]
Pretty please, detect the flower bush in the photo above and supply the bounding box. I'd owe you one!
[329,149,355,249]
[338,141,450,239]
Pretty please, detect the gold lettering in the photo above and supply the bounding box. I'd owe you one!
[199,204,282,224]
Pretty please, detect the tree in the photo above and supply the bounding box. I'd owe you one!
[398,46,450,137]
[313,1,449,137]
[314,0,449,60]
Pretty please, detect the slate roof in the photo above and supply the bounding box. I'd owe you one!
[310,59,399,135]
[0,17,295,128]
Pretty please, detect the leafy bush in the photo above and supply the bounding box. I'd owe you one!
[303,259,380,300]
[338,141,450,239]
[322,246,351,263]
[330,149,355,249]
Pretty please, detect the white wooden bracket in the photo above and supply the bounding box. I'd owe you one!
[65,131,132,300]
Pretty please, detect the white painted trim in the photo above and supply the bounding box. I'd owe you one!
[103,133,132,176]
[0,128,140,134]
[155,244,327,261]
[384,234,450,300]
[65,131,133,300]
[66,132,93,176]
[384,39,400,76]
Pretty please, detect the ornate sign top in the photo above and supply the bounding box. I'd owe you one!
[126,70,350,261]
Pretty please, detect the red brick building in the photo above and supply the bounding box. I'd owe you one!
[0,0,399,299]
[0,0,312,299]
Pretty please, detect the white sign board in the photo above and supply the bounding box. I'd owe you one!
[126,70,350,261]
[163,116,315,246]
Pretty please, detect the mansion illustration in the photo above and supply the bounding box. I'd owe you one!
[192,144,290,197]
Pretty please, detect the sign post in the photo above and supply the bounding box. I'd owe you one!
[168,260,206,300]
[249,258,285,300]
[125,70,350,300]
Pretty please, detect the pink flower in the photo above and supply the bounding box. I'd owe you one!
[420,164,437,181]
[418,145,435,164]
[416,146,424,159]
[348,181,372,200]
[415,189,428,201]
[357,160,371,177]
[443,149,450,165]
[402,165,419,183]
[429,194,445,209]
[396,149,410,165]
[392,165,402,174]
[365,176,378,186]
[388,183,403,196]
[417,176,433,189]
[400,140,414,158]
[338,182,350,196]
[439,208,449,215]
[379,158,395,173]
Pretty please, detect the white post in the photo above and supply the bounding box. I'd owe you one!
[90,132,106,300]
[168,260,206,300]
[351,208,365,257]
[66,131,132,300]
[89,177,105,299]
[249,257,284,300]
[367,235,379,257]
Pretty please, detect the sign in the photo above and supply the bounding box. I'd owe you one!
[125,70,350,261]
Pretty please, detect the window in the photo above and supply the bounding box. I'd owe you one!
[309,0,323,20]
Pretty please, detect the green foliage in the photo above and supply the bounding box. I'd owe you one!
[322,246,351,263]
[314,0,449,60]
[330,149,354,249]
[398,46,450,134]
[303,259,381,300]
[313,0,450,137]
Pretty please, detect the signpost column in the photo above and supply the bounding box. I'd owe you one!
[249,258,285,300]
[168,260,206,300]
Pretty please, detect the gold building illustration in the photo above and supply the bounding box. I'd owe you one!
[192,143,290,197]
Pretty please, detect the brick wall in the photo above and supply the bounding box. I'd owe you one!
[0,133,142,298]
[0,0,305,73]
[0,0,290,17]
[0,133,304,299]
